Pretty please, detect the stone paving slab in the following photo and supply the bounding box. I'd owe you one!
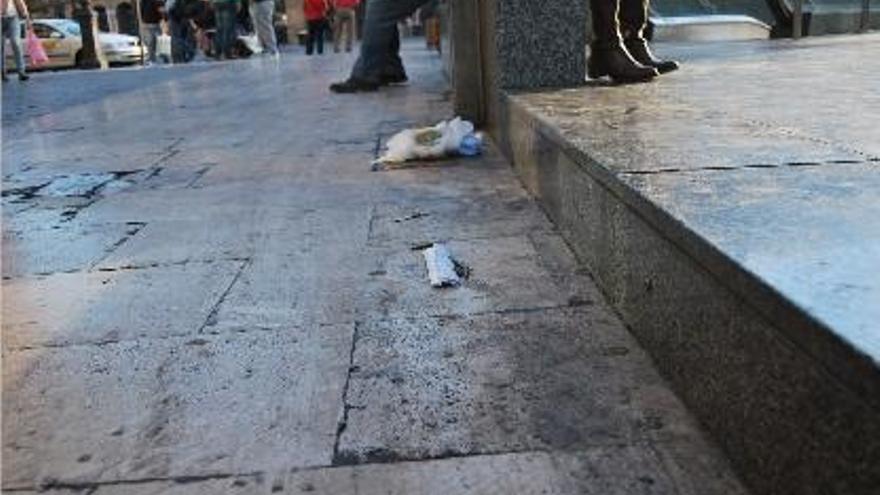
[361,233,599,320]
[337,308,702,464]
[2,222,143,278]
[96,204,370,268]
[2,325,353,489]
[209,252,367,330]
[367,193,553,247]
[2,260,244,349]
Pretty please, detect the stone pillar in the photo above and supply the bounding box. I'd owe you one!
[445,0,588,126]
[492,0,588,90]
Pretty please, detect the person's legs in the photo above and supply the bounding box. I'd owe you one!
[334,8,354,53]
[315,19,325,55]
[345,0,429,83]
[383,24,405,80]
[6,16,26,78]
[344,9,355,52]
[215,4,236,57]
[306,19,318,55]
[587,0,656,83]
[1,17,10,79]
[618,0,677,73]
[144,24,160,63]
[257,0,278,54]
[170,19,187,62]
[332,11,344,52]
[250,0,276,54]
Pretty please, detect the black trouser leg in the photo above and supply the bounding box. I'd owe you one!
[316,19,325,54]
[385,26,404,76]
[306,20,319,55]
[588,0,657,82]
[618,0,679,73]
[590,0,623,48]
[619,0,648,40]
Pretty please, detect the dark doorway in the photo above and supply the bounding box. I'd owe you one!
[117,2,138,35]
[94,5,110,31]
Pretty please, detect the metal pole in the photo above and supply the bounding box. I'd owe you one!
[792,0,803,39]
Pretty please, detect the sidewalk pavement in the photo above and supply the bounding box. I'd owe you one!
[3,43,748,494]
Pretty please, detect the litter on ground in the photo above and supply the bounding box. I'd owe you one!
[374,117,484,166]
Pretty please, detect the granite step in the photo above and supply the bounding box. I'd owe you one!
[491,35,880,495]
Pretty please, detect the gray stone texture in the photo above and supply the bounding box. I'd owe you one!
[3,42,746,494]
[497,35,880,495]
[492,0,588,90]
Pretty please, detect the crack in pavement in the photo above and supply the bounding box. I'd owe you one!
[619,157,876,177]
[3,471,262,493]
[198,258,253,332]
[331,321,362,467]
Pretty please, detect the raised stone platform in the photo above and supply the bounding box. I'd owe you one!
[494,34,880,495]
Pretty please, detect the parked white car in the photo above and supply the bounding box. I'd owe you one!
[4,19,146,69]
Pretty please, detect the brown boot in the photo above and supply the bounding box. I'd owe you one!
[619,0,679,74]
[588,0,658,83]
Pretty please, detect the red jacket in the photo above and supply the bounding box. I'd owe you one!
[304,0,328,20]
[334,0,360,8]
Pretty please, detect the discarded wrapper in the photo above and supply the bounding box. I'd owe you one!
[422,243,461,288]
[374,117,483,165]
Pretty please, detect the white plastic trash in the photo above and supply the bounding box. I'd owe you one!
[375,117,480,164]
[422,243,461,288]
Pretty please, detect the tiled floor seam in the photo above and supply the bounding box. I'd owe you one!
[198,257,251,333]
[1,471,262,493]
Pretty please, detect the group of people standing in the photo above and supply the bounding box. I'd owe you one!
[139,0,278,64]
[303,0,359,56]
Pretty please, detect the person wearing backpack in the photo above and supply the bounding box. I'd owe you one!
[1,0,31,81]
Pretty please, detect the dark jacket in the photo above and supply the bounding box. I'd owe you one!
[140,0,164,24]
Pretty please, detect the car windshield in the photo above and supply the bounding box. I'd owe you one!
[55,20,81,37]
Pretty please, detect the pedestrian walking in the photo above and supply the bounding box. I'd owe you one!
[190,0,215,56]
[139,0,164,63]
[166,0,197,62]
[249,0,277,54]
[587,0,678,83]
[303,0,329,56]
[1,0,31,82]
[212,0,239,59]
[329,0,430,93]
[332,0,358,53]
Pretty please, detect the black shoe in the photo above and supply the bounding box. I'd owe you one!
[625,39,679,74]
[380,72,408,85]
[18,72,29,82]
[588,42,658,84]
[329,77,380,93]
